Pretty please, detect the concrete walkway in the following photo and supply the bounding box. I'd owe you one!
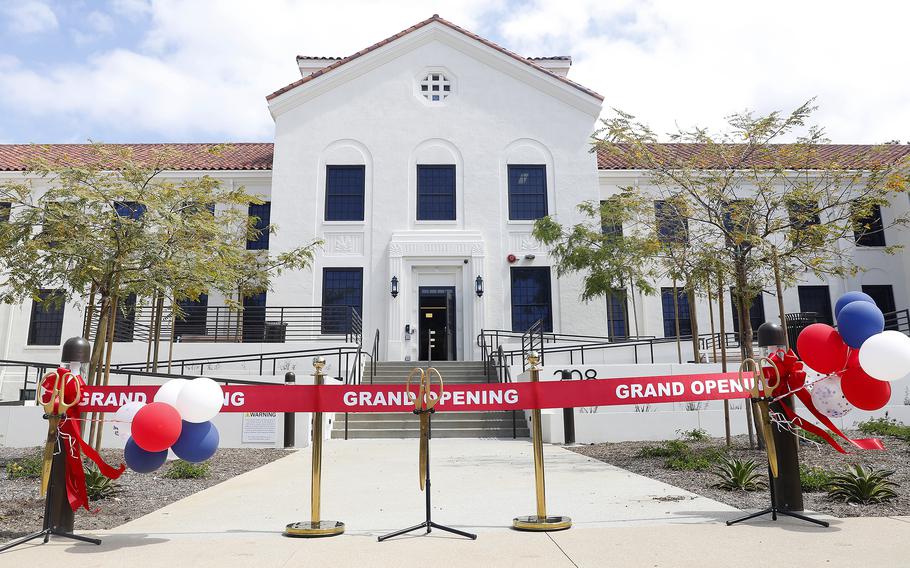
[4,439,909,567]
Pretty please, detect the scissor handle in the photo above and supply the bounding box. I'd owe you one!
[756,356,781,395]
[738,358,780,398]
[39,370,81,414]
[424,367,444,411]
[405,368,425,411]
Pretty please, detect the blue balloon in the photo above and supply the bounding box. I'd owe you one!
[834,291,876,318]
[125,437,168,473]
[171,420,219,463]
[837,300,885,349]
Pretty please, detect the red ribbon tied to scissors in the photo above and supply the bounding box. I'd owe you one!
[765,350,883,453]
[40,368,126,511]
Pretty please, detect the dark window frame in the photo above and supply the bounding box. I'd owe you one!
[246,202,271,250]
[0,202,11,222]
[655,200,689,245]
[508,165,548,221]
[853,204,886,247]
[510,267,553,332]
[797,285,833,326]
[600,199,623,236]
[113,293,138,342]
[325,165,366,221]
[174,294,209,338]
[729,287,766,336]
[661,287,692,337]
[416,164,456,221]
[321,268,363,335]
[27,289,65,345]
[606,288,628,339]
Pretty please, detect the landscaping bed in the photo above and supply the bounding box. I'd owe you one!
[0,447,291,541]
[570,421,910,518]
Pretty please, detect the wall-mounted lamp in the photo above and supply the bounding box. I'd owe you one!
[475,275,484,297]
[390,276,399,298]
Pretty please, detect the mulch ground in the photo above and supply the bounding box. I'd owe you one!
[0,447,291,541]
[570,431,910,518]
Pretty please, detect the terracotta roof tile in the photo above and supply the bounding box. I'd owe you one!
[596,143,910,170]
[0,143,274,172]
[268,15,602,102]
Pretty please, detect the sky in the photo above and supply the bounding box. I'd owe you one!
[0,0,908,144]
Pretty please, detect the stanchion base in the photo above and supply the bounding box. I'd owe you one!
[284,520,345,538]
[512,515,572,531]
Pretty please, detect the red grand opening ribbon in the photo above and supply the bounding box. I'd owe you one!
[41,368,126,512]
[767,350,884,453]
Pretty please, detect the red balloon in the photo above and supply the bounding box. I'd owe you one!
[796,324,849,374]
[131,402,182,452]
[841,367,892,411]
[846,348,860,369]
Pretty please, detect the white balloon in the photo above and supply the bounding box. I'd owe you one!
[175,377,224,423]
[809,375,852,418]
[858,330,910,382]
[154,378,188,406]
[112,401,145,438]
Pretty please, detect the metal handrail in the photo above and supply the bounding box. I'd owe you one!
[370,329,380,384]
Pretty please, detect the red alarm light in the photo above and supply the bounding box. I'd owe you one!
[507,254,518,263]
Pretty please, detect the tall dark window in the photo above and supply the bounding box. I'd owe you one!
[508,165,547,220]
[510,267,553,332]
[174,294,208,338]
[27,290,65,345]
[787,198,820,231]
[242,292,267,343]
[730,288,765,336]
[325,165,365,221]
[0,202,10,222]
[606,288,628,339]
[797,286,833,325]
[113,293,137,342]
[655,200,688,245]
[862,285,897,330]
[322,268,363,334]
[661,287,691,337]
[600,199,623,236]
[853,204,886,247]
[417,165,456,221]
[246,202,271,250]
[114,201,146,220]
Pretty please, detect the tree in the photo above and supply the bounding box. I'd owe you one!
[0,144,320,445]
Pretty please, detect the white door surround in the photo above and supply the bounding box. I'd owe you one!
[387,231,484,361]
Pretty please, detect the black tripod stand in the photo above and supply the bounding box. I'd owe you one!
[378,409,477,542]
[726,464,829,528]
[0,434,102,553]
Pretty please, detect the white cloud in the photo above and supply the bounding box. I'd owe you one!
[0,0,908,143]
[86,11,116,34]
[3,0,59,34]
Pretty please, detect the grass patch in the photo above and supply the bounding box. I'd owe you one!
[162,460,210,480]
[857,417,910,442]
[800,465,835,492]
[5,450,43,480]
[678,428,710,442]
[637,438,725,471]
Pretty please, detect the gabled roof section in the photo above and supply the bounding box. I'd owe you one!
[267,14,603,102]
[0,143,274,172]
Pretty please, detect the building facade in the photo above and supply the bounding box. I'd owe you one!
[1,15,908,384]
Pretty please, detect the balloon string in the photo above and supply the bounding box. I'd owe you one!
[771,373,831,403]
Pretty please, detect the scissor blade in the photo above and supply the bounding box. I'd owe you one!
[755,402,779,478]
[418,414,429,491]
[39,418,58,497]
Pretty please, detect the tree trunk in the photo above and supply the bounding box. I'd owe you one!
[629,279,640,337]
[707,287,717,363]
[734,262,759,450]
[152,292,164,372]
[687,283,700,362]
[92,295,118,450]
[717,271,731,447]
[167,299,177,373]
[83,283,96,339]
[672,279,682,364]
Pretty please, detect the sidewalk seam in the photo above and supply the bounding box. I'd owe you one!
[546,532,580,568]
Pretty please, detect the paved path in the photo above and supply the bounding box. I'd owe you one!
[3,439,909,566]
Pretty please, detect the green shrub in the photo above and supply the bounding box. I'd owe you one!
[637,438,724,471]
[856,418,910,442]
[678,428,710,442]
[5,450,43,480]
[637,439,690,459]
[800,465,834,492]
[84,463,117,500]
[826,465,898,504]
[711,457,767,491]
[163,460,210,479]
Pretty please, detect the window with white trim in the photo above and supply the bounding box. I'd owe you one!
[419,72,452,103]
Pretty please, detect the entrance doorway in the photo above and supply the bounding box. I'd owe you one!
[418,286,456,361]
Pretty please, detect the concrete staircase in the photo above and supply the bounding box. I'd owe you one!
[332,360,530,439]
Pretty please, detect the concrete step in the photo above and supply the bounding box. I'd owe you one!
[342,411,520,421]
[332,428,528,439]
[335,419,523,430]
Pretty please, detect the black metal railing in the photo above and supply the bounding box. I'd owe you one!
[369,329,380,384]
[85,305,363,344]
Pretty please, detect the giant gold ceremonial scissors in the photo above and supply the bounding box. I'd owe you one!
[738,358,781,478]
[38,369,81,497]
[405,366,444,491]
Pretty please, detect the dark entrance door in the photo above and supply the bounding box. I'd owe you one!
[418,286,456,361]
[862,285,897,330]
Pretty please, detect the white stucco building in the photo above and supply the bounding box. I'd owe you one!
[1,15,908,393]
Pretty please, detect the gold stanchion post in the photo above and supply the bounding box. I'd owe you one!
[284,357,345,537]
[513,351,572,531]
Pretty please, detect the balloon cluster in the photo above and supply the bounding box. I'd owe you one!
[115,377,223,473]
[796,291,910,418]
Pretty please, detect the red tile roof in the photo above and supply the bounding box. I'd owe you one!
[596,143,910,170]
[0,143,274,172]
[268,15,603,102]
